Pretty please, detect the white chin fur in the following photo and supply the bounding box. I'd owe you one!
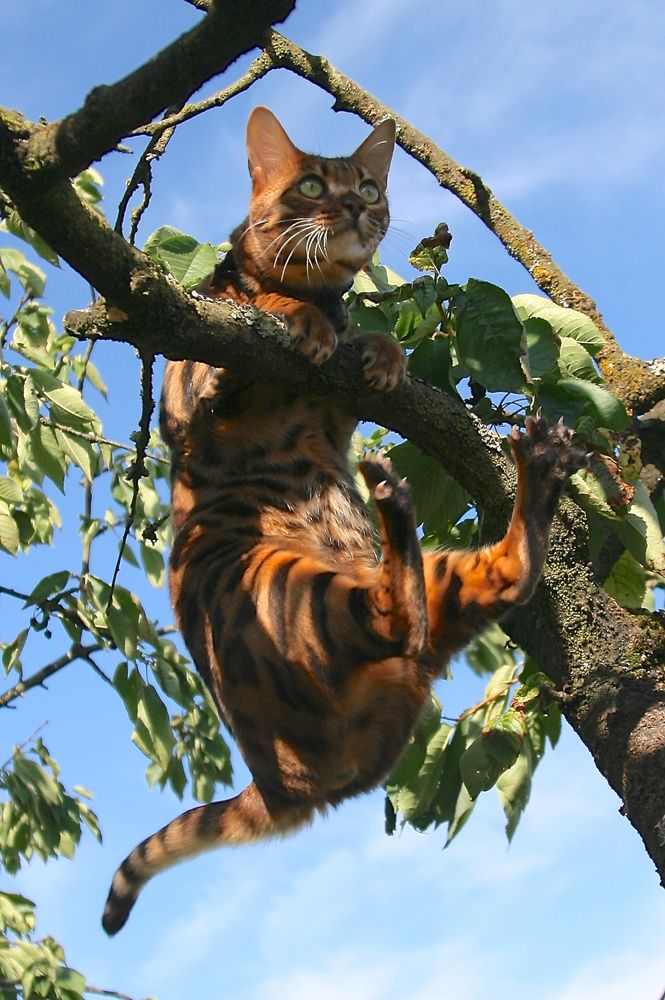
[327,229,373,262]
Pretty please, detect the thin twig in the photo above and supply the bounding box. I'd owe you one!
[106,352,156,609]
[132,49,275,138]
[39,417,168,464]
[0,585,31,603]
[115,109,181,240]
[0,627,177,710]
[0,643,102,708]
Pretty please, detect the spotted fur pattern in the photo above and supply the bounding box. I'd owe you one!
[102,108,583,935]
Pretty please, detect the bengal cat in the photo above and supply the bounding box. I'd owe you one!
[102,107,582,934]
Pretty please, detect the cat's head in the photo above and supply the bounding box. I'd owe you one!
[240,106,396,292]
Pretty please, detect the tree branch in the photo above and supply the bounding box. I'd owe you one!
[0,642,103,708]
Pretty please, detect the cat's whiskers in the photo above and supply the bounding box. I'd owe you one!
[273,222,318,271]
[237,218,268,242]
[261,219,316,263]
[279,226,318,282]
[305,224,328,284]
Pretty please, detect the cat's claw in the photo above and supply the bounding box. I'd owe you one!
[509,415,587,482]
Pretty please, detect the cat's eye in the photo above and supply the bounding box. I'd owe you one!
[359,180,380,204]
[298,175,325,199]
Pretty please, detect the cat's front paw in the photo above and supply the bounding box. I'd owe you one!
[358,333,407,392]
[287,303,338,365]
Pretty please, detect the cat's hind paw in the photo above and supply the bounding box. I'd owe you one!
[509,415,587,485]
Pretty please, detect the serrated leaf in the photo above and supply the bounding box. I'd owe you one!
[513,294,605,356]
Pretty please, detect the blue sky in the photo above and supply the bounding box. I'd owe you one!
[2,2,665,998]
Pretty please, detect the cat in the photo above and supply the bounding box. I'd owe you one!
[102,107,582,934]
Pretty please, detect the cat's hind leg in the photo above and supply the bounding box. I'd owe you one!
[422,415,585,663]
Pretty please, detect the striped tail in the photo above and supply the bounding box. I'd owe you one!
[102,782,309,935]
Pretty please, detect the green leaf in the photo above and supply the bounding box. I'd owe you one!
[0,476,22,504]
[407,337,455,394]
[613,481,665,575]
[497,744,533,841]
[465,623,516,676]
[558,336,601,383]
[524,317,559,378]
[24,571,72,607]
[559,378,629,430]
[536,378,629,431]
[2,628,28,675]
[453,279,528,391]
[140,543,165,587]
[54,966,86,992]
[0,391,13,447]
[513,293,605,356]
[603,549,648,609]
[2,208,60,266]
[136,686,175,769]
[0,248,47,297]
[54,429,97,481]
[30,369,99,430]
[29,425,67,492]
[143,226,219,290]
[0,259,10,297]
[387,440,469,532]
[0,501,20,554]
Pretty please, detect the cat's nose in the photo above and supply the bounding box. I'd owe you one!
[341,194,365,221]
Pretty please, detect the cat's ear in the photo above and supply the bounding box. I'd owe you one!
[246,107,301,188]
[353,119,396,183]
